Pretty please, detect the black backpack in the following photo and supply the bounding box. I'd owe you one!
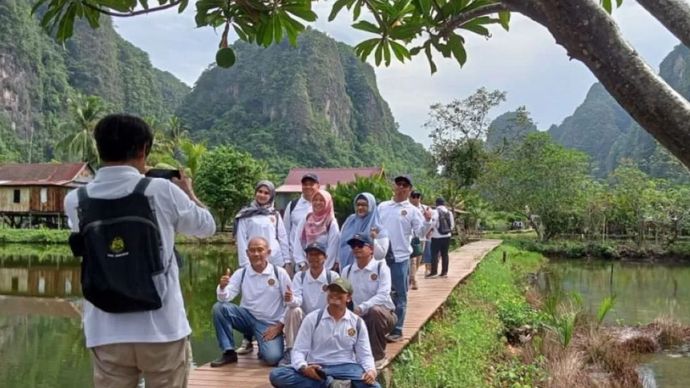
[437,209,452,235]
[69,178,171,313]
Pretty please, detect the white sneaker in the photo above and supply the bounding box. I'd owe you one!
[236,339,253,355]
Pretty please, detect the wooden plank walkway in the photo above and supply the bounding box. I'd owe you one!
[188,239,502,387]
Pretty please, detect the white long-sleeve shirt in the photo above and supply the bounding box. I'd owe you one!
[291,308,376,373]
[342,258,395,314]
[377,200,432,262]
[292,218,340,270]
[288,269,340,314]
[283,196,312,259]
[431,205,456,239]
[236,213,289,267]
[216,263,292,325]
[64,166,216,348]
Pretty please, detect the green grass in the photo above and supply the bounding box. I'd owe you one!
[0,227,70,244]
[391,244,546,387]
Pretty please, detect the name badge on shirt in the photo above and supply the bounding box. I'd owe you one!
[347,328,356,337]
[268,278,276,286]
[370,273,378,281]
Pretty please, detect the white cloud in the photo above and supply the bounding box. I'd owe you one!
[114,1,680,147]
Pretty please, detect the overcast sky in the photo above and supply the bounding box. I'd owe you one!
[114,2,680,147]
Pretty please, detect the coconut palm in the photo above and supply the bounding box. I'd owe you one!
[55,94,106,166]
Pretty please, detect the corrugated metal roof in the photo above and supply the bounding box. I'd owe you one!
[276,167,384,193]
[0,163,93,186]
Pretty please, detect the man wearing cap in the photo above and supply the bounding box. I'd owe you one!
[281,241,340,366]
[429,197,455,278]
[269,277,380,388]
[283,173,320,275]
[210,237,292,367]
[341,234,396,368]
[377,175,432,342]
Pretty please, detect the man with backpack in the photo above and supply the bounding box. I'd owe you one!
[428,197,455,278]
[269,277,380,388]
[341,234,397,369]
[211,237,292,367]
[64,114,216,388]
[281,241,340,366]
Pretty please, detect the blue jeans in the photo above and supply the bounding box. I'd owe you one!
[212,302,284,365]
[422,241,432,264]
[269,363,381,388]
[387,259,409,335]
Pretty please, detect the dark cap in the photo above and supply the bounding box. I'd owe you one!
[326,277,353,294]
[394,175,412,186]
[301,173,319,184]
[304,241,327,255]
[435,197,446,206]
[347,233,373,247]
[410,190,422,198]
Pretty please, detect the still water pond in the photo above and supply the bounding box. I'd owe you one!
[0,244,238,387]
[545,259,690,387]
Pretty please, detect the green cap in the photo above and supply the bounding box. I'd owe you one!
[326,277,353,294]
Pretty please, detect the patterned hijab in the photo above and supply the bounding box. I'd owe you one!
[301,189,334,245]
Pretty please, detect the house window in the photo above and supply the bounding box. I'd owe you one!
[40,188,48,204]
[13,189,20,203]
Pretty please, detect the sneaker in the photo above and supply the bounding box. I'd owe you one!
[385,333,402,343]
[411,281,418,290]
[278,350,292,366]
[210,350,238,367]
[439,274,448,278]
[236,339,253,355]
[375,357,389,369]
[425,273,438,278]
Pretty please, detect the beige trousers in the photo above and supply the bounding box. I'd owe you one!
[90,337,191,388]
[283,306,304,349]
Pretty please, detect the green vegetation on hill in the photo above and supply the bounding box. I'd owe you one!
[177,29,432,177]
[0,0,190,162]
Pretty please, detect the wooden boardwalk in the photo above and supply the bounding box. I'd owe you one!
[188,239,502,387]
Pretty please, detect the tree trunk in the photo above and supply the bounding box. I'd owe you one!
[503,0,690,170]
[637,0,690,50]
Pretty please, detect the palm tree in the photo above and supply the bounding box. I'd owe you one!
[55,94,106,166]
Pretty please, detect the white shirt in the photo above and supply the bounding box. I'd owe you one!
[431,205,456,239]
[292,218,341,270]
[292,308,375,373]
[413,204,432,241]
[64,166,216,348]
[342,258,395,314]
[288,269,340,314]
[216,263,292,324]
[378,200,432,262]
[283,196,312,259]
[236,213,289,267]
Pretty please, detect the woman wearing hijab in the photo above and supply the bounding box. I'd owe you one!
[338,192,390,269]
[235,180,290,268]
[292,189,340,272]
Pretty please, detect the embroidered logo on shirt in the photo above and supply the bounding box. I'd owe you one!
[270,216,276,224]
[370,273,378,281]
[401,210,407,216]
[322,284,328,292]
[268,278,276,286]
[347,328,356,336]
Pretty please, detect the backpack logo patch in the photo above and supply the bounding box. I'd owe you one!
[110,236,125,253]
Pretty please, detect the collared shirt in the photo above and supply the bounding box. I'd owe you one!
[236,213,289,268]
[342,258,395,314]
[292,308,375,373]
[378,200,432,262]
[292,218,340,270]
[64,166,216,348]
[431,205,456,239]
[288,269,340,314]
[216,263,292,325]
[283,196,312,258]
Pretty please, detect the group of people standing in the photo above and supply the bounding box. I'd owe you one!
[212,172,455,387]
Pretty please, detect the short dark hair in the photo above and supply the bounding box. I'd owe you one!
[94,114,153,162]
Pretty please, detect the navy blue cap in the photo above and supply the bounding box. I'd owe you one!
[394,175,412,186]
[304,241,327,254]
[301,173,319,184]
[347,233,373,247]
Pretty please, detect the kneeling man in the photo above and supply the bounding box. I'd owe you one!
[269,278,379,388]
[211,236,292,367]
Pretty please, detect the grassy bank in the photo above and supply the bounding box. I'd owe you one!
[0,228,233,245]
[391,244,546,387]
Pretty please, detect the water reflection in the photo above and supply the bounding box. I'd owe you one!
[544,259,690,387]
[0,243,239,387]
